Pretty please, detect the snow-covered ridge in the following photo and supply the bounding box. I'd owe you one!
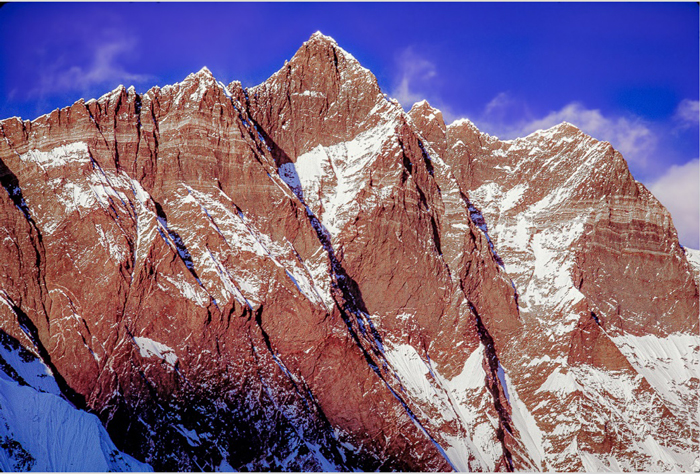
[445,115,589,147]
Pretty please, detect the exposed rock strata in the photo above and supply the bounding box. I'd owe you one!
[0,32,697,471]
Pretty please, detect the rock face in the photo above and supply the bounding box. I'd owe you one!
[0,32,697,471]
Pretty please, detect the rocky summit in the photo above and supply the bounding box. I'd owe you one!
[0,32,698,472]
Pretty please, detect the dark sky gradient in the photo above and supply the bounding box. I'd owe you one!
[1,2,698,245]
[1,3,696,121]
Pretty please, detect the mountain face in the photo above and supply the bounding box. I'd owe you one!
[0,32,698,472]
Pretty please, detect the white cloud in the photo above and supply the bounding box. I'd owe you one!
[474,96,657,169]
[522,103,656,168]
[484,92,515,117]
[673,99,699,129]
[390,48,438,109]
[34,37,151,97]
[648,159,700,249]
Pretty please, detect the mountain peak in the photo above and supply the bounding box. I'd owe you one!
[553,121,579,132]
[197,66,213,76]
[186,66,215,82]
[410,99,432,111]
[307,31,337,45]
[409,100,444,120]
[296,31,365,70]
[4,28,697,474]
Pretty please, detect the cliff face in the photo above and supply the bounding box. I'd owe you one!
[0,32,697,471]
[410,104,699,471]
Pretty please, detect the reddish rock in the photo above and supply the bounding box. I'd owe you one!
[0,32,697,472]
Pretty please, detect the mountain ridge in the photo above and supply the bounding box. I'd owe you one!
[0,32,698,471]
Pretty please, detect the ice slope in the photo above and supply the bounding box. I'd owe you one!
[0,334,151,471]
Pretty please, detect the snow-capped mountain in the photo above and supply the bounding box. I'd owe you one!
[0,31,697,471]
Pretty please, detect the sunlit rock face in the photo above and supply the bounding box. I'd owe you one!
[0,32,697,471]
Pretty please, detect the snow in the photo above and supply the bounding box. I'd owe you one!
[535,367,580,396]
[280,121,396,237]
[19,142,90,170]
[93,224,127,262]
[499,184,526,212]
[160,273,209,308]
[0,334,60,396]
[189,72,214,103]
[612,333,700,411]
[133,336,178,366]
[0,344,151,471]
[295,90,326,98]
[204,249,251,308]
[501,369,548,470]
[684,247,700,284]
[54,181,97,216]
[529,227,584,305]
[486,213,585,316]
[172,185,329,309]
[448,117,478,129]
[685,247,700,268]
[571,357,696,471]
[438,347,501,468]
[216,458,235,472]
[447,344,488,392]
[383,341,504,471]
[384,343,438,403]
[174,424,202,447]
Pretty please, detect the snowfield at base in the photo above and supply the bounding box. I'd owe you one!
[0,337,151,471]
[0,339,61,396]
[0,377,152,471]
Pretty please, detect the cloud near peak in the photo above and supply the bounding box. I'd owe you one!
[648,159,700,249]
[33,36,152,98]
[390,47,439,111]
[474,95,657,170]
[674,99,699,129]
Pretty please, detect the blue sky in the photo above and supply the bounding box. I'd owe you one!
[0,2,698,247]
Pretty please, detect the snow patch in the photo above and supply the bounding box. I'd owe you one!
[280,121,397,237]
[160,274,209,308]
[133,337,178,366]
[20,142,90,169]
[536,367,580,396]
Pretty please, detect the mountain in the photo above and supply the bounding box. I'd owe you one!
[0,31,697,472]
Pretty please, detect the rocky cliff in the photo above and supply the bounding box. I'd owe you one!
[0,32,697,471]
